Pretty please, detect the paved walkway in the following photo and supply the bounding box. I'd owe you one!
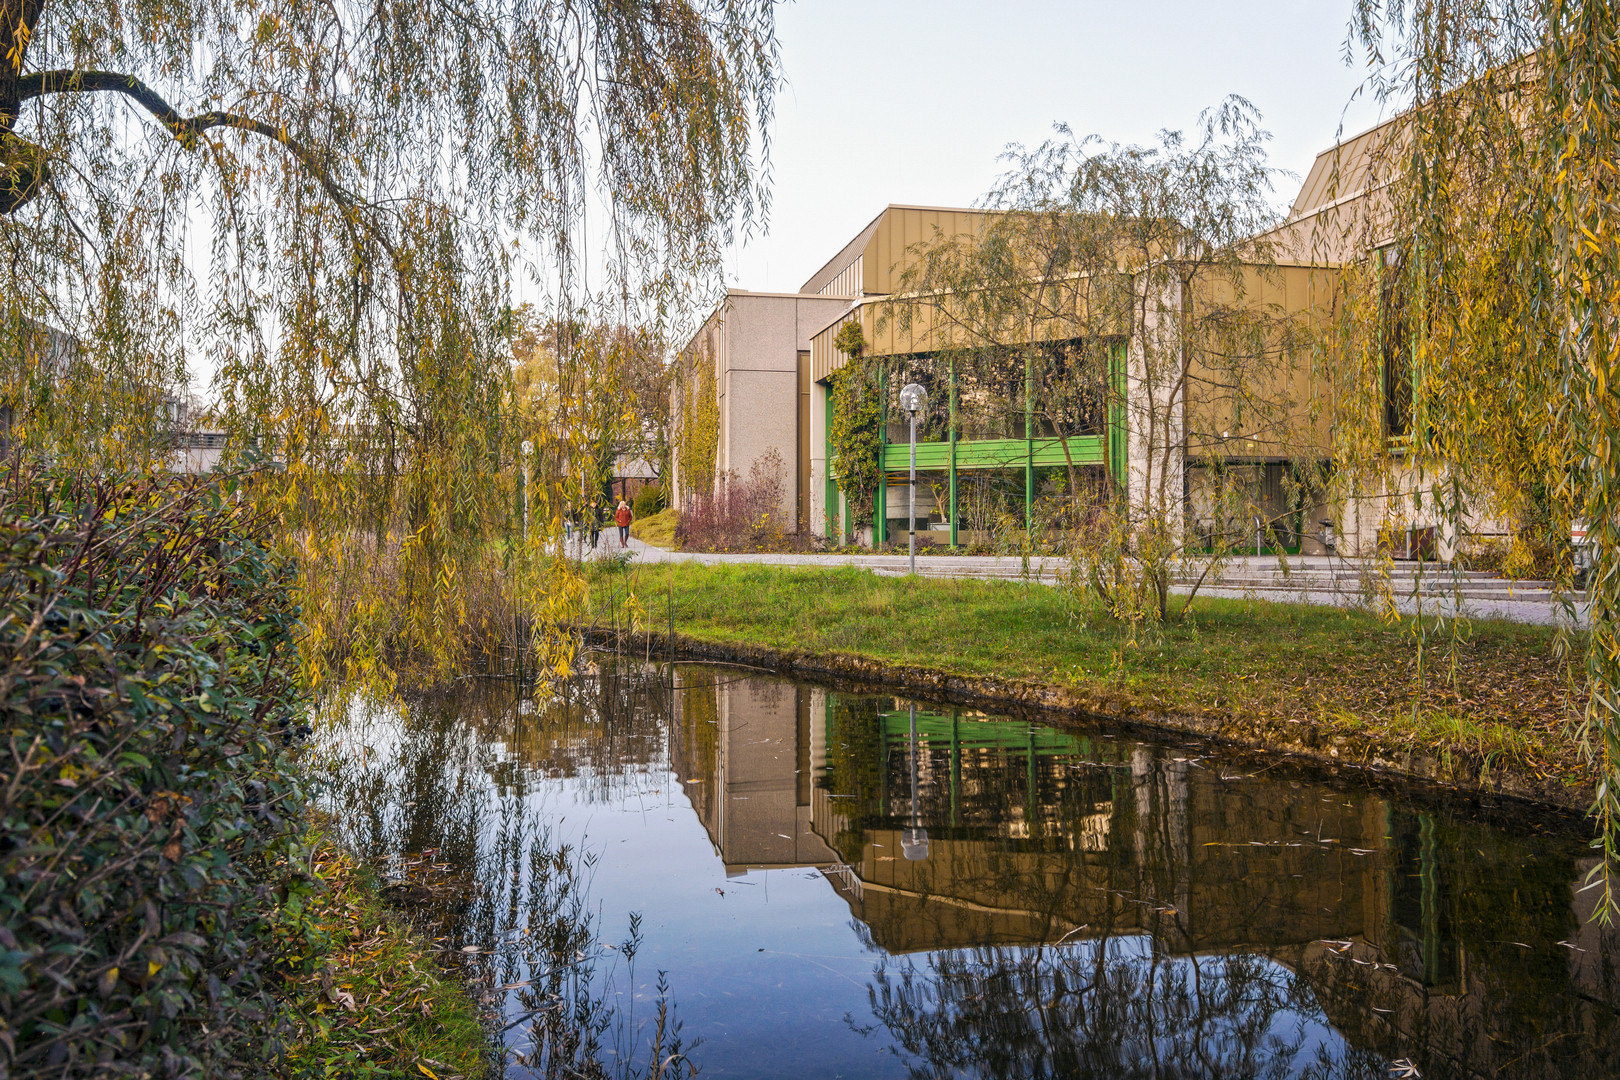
[593,536,1582,627]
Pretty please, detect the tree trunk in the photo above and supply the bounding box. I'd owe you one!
[0,0,48,211]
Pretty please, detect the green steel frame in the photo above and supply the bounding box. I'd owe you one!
[881,436,1107,472]
[825,341,1128,549]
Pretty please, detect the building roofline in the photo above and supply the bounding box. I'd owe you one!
[807,300,864,340]
[1303,112,1402,166]
[723,288,853,301]
[677,289,854,358]
[799,204,994,296]
[799,209,884,295]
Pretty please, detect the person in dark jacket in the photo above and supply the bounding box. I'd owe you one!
[588,503,603,550]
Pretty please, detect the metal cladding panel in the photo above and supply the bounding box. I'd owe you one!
[865,207,992,295]
[1186,262,1341,459]
[801,211,883,296]
[1289,118,1399,221]
[810,309,858,383]
[880,436,1106,472]
[820,257,862,298]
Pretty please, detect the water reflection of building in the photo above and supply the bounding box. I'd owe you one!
[669,672,840,873]
[670,669,1620,1080]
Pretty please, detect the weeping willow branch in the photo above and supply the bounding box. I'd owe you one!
[0,0,781,689]
[6,69,357,213]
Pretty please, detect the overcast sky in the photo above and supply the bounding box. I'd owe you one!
[720,0,1390,294]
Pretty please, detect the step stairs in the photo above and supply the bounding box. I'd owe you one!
[1175,563,1562,603]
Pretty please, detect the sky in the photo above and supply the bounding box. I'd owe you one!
[719,0,1391,295]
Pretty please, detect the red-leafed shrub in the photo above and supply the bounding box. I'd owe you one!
[675,449,800,552]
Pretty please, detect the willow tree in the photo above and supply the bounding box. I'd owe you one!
[511,307,665,523]
[0,0,779,685]
[1336,1,1619,913]
[889,101,1321,625]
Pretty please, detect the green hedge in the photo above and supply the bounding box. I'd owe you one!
[632,484,664,519]
[0,468,306,1077]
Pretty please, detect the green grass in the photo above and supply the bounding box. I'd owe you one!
[629,507,679,549]
[597,561,1589,783]
[274,833,489,1079]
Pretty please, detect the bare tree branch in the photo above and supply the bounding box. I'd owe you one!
[15,69,358,210]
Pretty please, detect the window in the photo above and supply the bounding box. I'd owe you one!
[1380,246,1413,440]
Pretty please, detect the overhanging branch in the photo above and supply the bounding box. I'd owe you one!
[14,69,357,210]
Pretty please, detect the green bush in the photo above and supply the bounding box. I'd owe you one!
[632,484,664,519]
[0,467,307,1077]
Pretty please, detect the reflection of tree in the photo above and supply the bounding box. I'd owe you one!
[309,659,696,1077]
[500,835,697,1079]
[864,939,1387,1080]
[1304,809,1620,1080]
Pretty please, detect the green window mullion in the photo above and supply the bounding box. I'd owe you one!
[949,356,958,549]
[1108,340,1127,489]
[1024,351,1034,537]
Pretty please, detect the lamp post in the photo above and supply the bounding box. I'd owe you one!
[521,440,533,540]
[902,701,929,861]
[899,383,928,576]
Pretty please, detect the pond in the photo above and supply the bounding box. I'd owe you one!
[312,659,1620,1079]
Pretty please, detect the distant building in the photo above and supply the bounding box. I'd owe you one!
[610,452,659,503]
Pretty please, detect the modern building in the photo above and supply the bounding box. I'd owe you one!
[670,290,849,533]
[672,117,1510,560]
[675,200,1337,551]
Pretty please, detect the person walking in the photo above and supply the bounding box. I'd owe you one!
[615,499,633,547]
[588,502,603,550]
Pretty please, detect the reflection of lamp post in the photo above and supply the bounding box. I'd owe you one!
[902,701,929,861]
[899,383,928,576]
[521,440,534,540]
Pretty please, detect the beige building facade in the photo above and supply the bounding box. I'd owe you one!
[671,290,848,532]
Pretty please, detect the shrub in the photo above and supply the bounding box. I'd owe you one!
[675,450,790,552]
[629,507,680,549]
[631,485,664,519]
[0,466,306,1078]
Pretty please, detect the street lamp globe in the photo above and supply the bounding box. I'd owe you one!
[899,383,928,414]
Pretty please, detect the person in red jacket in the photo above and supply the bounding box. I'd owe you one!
[615,500,633,547]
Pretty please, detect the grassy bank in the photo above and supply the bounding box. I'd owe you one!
[629,508,679,548]
[593,560,1592,799]
[274,833,488,1079]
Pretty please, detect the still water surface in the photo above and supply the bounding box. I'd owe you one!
[314,660,1620,1079]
